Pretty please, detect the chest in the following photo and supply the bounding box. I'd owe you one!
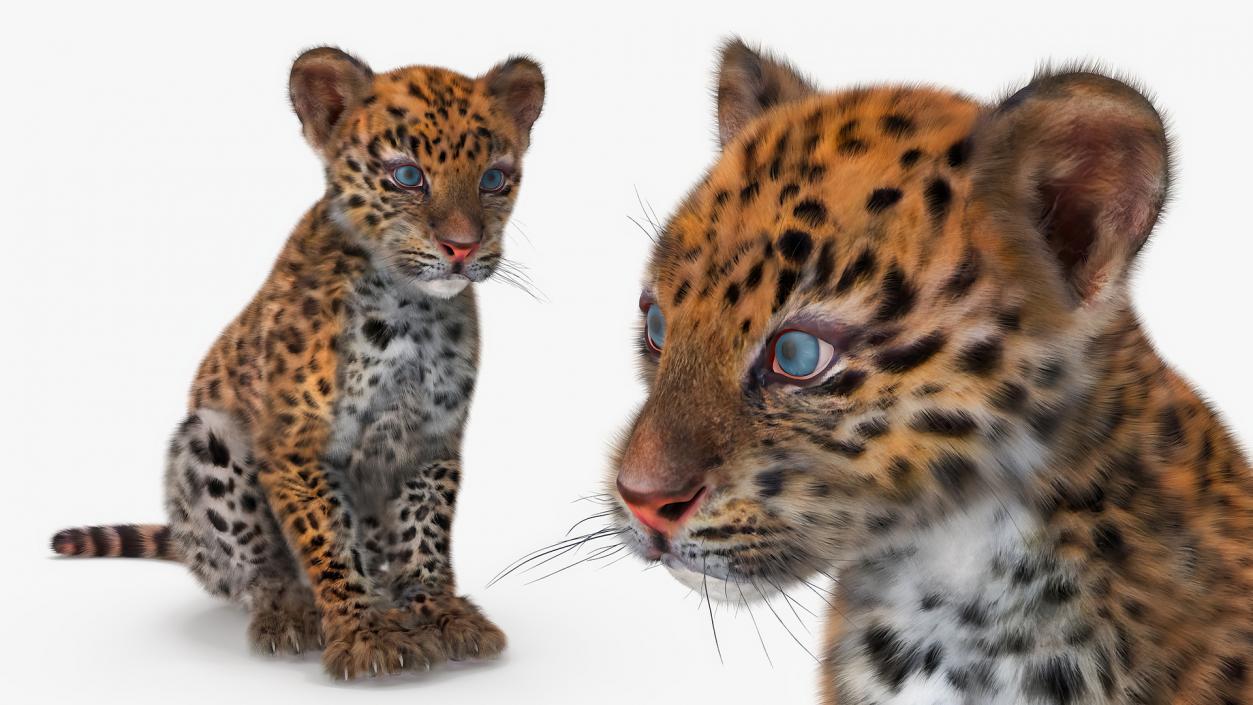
[832,499,1106,705]
[324,275,479,467]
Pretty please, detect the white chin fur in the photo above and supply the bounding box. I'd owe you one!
[662,555,768,603]
[416,278,470,298]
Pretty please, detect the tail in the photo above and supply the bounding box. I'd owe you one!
[51,524,178,560]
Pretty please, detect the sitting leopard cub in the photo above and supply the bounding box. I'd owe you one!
[51,47,544,680]
[612,40,1251,704]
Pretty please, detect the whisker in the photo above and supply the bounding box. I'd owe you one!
[753,578,818,663]
[524,542,626,585]
[736,579,773,667]
[487,526,624,587]
[565,510,616,537]
[702,556,724,664]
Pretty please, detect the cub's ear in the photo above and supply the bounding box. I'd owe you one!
[289,47,374,158]
[483,56,545,152]
[715,38,816,147]
[973,69,1170,306]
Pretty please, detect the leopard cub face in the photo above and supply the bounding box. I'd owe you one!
[289,47,544,297]
[610,41,1169,598]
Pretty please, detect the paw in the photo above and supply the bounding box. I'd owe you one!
[415,595,506,661]
[248,596,322,656]
[321,608,446,680]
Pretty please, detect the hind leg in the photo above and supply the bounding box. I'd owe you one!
[165,409,320,654]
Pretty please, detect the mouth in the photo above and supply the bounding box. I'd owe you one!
[414,273,472,298]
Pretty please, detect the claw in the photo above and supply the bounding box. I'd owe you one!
[344,668,350,681]
[398,654,405,668]
[372,661,379,675]
[270,639,277,654]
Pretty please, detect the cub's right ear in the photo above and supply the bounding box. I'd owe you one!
[715,38,816,147]
[289,47,374,159]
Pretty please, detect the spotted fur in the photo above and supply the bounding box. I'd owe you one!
[612,39,1250,704]
[50,47,544,680]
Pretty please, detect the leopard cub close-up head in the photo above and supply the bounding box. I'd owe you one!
[290,46,544,298]
[610,40,1176,594]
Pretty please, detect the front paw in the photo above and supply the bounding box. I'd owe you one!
[249,596,322,656]
[321,608,446,680]
[412,595,506,661]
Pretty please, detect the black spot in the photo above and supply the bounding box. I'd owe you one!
[756,470,785,498]
[876,332,945,373]
[866,188,903,213]
[778,230,814,263]
[1092,522,1129,564]
[743,262,765,292]
[774,268,799,310]
[740,181,761,202]
[923,644,944,675]
[855,417,890,439]
[947,138,971,168]
[673,280,691,307]
[944,250,981,298]
[778,183,800,204]
[792,199,827,227]
[989,382,1028,413]
[910,409,977,437]
[1041,576,1079,604]
[947,661,996,692]
[862,624,921,692]
[724,283,741,306]
[205,509,229,533]
[362,318,395,350]
[814,241,837,286]
[1155,406,1186,456]
[207,433,230,467]
[875,265,915,321]
[899,148,923,167]
[929,452,976,497]
[206,478,227,498]
[924,179,952,222]
[836,249,877,293]
[880,114,915,137]
[958,339,1003,375]
[1027,656,1087,705]
[803,368,867,397]
[1034,358,1065,388]
[957,599,989,628]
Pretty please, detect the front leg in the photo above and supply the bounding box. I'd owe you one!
[382,458,506,661]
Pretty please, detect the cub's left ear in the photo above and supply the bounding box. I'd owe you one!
[716,38,816,147]
[483,57,545,152]
[973,69,1171,306]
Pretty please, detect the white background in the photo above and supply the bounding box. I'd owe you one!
[2,1,1250,703]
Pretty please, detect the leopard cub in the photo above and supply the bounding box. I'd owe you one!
[52,46,544,680]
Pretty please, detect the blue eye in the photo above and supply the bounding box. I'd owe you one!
[479,168,507,193]
[393,165,425,188]
[771,330,834,381]
[645,304,666,352]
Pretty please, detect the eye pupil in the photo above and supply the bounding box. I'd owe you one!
[774,331,820,377]
[480,169,505,192]
[394,165,423,187]
[646,305,666,351]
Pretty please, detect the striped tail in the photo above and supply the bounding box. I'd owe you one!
[51,524,178,560]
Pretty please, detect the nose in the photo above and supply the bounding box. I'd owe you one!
[616,476,707,536]
[438,239,479,264]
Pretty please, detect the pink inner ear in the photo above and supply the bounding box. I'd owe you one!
[293,66,351,137]
[1031,118,1166,302]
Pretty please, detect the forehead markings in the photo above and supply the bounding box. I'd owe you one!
[657,89,981,342]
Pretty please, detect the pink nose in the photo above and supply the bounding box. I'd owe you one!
[439,240,479,264]
[616,478,707,536]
